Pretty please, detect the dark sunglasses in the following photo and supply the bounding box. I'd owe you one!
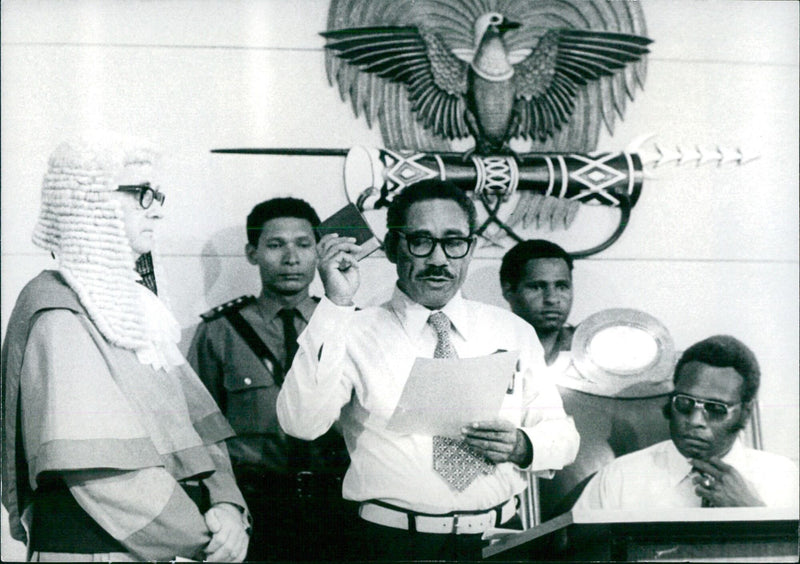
[671,393,738,421]
[117,183,166,209]
[395,231,474,259]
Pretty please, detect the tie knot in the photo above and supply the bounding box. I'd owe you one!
[428,311,452,336]
[278,308,298,323]
[428,311,458,359]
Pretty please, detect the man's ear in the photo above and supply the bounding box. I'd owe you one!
[245,243,258,265]
[739,400,754,428]
[501,281,515,304]
[662,400,672,420]
[384,231,398,264]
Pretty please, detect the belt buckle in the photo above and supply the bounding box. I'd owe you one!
[452,513,463,534]
[452,512,478,534]
[453,510,494,534]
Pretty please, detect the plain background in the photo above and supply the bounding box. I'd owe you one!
[2,0,798,559]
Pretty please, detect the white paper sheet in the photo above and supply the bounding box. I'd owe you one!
[386,351,519,437]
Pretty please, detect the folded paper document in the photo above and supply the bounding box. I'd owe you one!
[386,351,519,437]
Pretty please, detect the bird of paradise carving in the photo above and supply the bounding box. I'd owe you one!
[324,0,651,154]
[213,1,757,257]
[323,0,652,236]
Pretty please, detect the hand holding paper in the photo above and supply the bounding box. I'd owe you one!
[462,419,533,466]
[386,351,519,437]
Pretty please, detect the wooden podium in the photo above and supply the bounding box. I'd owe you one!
[483,507,799,562]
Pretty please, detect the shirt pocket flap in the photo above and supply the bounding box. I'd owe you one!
[223,365,278,392]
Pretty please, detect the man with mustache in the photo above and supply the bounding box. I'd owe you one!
[574,335,798,509]
[188,198,351,561]
[277,179,579,560]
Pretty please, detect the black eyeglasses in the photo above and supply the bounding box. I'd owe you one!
[395,231,474,259]
[671,393,739,421]
[117,183,166,210]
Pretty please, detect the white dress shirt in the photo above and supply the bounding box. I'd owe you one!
[574,438,799,510]
[277,288,580,514]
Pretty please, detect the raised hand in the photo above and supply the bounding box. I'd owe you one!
[317,234,361,306]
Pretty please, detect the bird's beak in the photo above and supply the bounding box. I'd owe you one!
[498,19,521,32]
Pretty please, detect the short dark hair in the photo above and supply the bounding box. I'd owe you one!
[674,335,761,404]
[384,179,477,255]
[246,197,321,246]
[499,239,573,290]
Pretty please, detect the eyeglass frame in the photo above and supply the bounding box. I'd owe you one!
[393,230,475,259]
[670,393,741,421]
[116,183,166,210]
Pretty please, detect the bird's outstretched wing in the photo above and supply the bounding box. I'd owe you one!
[326,0,486,151]
[510,29,652,142]
[322,27,470,141]
[326,0,650,153]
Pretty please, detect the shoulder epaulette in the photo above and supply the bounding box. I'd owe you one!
[200,295,257,321]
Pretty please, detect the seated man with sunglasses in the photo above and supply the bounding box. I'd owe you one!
[574,335,798,510]
[277,179,579,560]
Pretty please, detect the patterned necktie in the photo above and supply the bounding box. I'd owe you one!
[135,252,158,295]
[428,311,495,492]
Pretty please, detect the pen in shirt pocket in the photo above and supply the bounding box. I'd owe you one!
[493,349,517,394]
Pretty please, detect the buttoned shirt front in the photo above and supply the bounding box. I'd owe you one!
[574,438,799,510]
[188,293,318,471]
[277,288,580,514]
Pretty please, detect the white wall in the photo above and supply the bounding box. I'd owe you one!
[2,0,798,559]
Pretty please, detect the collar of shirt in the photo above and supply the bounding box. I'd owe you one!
[256,293,317,324]
[665,436,746,486]
[555,325,575,353]
[389,286,473,343]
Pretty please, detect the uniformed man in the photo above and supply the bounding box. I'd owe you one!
[188,197,352,561]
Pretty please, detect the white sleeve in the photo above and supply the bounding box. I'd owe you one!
[517,342,580,474]
[277,296,356,440]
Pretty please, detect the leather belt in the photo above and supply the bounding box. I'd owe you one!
[359,499,516,535]
[233,466,342,501]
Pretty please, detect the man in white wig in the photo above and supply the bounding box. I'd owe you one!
[1,132,250,562]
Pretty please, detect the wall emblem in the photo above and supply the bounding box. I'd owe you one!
[323,0,651,154]
[214,0,756,257]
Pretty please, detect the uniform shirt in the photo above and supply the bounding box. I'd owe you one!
[574,438,800,510]
[277,288,580,514]
[188,294,319,471]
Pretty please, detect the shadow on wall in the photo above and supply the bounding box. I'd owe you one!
[201,225,245,297]
[461,262,506,308]
[178,225,258,352]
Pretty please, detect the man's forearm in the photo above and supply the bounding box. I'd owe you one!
[520,417,579,472]
[65,467,211,561]
[277,296,353,439]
